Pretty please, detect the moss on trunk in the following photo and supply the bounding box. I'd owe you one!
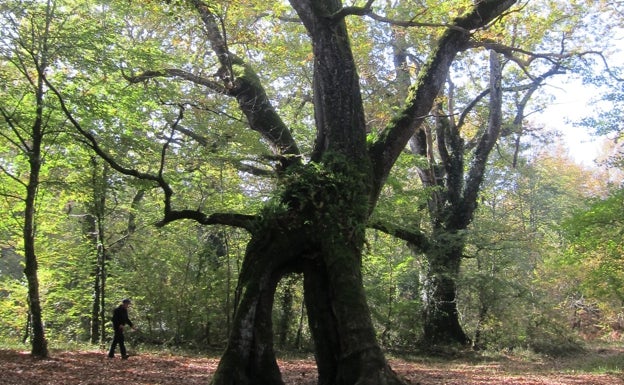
[212,158,405,385]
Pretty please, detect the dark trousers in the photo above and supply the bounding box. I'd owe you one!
[108,328,127,357]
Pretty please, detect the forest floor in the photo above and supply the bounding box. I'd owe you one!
[1,345,623,384]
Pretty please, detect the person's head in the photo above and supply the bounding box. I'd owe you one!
[122,298,131,308]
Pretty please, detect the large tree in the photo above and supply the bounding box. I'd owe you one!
[370,0,618,346]
[50,0,516,383]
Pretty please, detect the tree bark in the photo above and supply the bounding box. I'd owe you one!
[211,219,305,385]
[23,66,48,359]
[304,233,404,385]
[23,125,48,358]
[420,240,470,346]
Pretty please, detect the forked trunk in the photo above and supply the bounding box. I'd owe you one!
[304,244,404,385]
[210,224,301,385]
[212,182,404,385]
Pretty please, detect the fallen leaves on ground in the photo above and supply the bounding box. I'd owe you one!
[1,347,623,384]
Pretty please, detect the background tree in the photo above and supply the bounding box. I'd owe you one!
[460,145,609,352]
[0,0,68,357]
[0,0,153,352]
[370,0,617,346]
[558,180,624,339]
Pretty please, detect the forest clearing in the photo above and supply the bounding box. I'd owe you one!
[2,346,623,385]
[4,1,624,384]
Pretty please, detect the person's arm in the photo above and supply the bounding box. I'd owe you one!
[124,309,134,328]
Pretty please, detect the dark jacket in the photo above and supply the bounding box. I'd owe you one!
[112,305,133,330]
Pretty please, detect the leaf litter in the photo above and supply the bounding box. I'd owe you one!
[1,347,623,385]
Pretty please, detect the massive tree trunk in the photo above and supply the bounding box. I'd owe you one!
[211,160,403,385]
[304,229,402,385]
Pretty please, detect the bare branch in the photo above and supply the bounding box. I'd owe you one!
[363,12,469,32]
[156,211,257,231]
[0,163,27,189]
[43,77,258,231]
[0,187,26,200]
[330,0,375,20]
[577,50,624,82]
[0,105,30,152]
[123,68,226,94]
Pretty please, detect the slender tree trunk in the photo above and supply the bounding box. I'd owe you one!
[87,158,108,345]
[91,244,102,344]
[23,71,48,358]
[91,233,107,345]
[277,275,296,348]
[473,302,489,351]
[24,158,48,357]
[99,246,107,344]
[295,297,306,350]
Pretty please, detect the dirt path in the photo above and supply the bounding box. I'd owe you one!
[1,348,623,384]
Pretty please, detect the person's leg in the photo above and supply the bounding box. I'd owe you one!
[118,331,128,358]
[108,332,119,358]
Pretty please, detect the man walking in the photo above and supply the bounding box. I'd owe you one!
[108,299,134,359]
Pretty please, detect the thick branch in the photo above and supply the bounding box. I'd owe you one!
[368,219,431,253]
[459,50,503,229]
[44,77,163,185]
[290,0,368,161]
[235,161,275,177]
[329,0,375,20]
[369,0,517,204]
[329,3,472,33]
[156,211,257,231]
[190,0,301,169]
